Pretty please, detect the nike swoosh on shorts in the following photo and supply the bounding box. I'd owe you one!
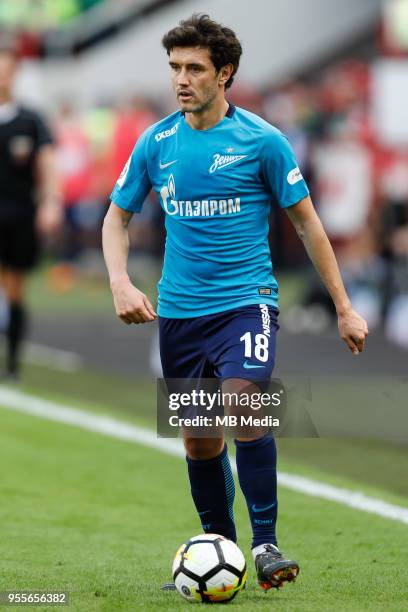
[243,361,266,369]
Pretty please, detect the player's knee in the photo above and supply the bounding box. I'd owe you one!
[234,435,266,443]
[184,437,224,460]
[2,270,25,303]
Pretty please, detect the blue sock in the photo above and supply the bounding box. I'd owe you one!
[186,444,236,542]
[234,435,278,548]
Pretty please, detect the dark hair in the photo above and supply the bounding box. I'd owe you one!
[162,14,242,89]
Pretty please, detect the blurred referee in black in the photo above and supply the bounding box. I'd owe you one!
[0,44,61,381]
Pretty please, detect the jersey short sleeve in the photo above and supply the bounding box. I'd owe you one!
[34,113,53,149]
[110,128,152,213]
[261,128,309,208]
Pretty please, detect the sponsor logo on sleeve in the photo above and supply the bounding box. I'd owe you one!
[117,158,130,188]
[154,122,179,142]
[287,167,303,185]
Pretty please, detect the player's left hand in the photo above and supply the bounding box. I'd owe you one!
[337,307,369,355]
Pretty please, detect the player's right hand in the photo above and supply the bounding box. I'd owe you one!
[110,279,157,324]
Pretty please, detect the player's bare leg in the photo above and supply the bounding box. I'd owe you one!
[183,436,225,460]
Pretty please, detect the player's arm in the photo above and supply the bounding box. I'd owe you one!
[285,195,369,355]
[102,203,157,325]
[35,144,63,235]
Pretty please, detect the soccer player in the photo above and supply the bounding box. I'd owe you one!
[0,45,60,381]
[102,15,368,590]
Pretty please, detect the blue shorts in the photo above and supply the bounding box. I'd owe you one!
[159,304,279,383]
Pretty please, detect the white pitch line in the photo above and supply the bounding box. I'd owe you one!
[0,338,83,372]
[0,387,407,526]
[24,342,83,372]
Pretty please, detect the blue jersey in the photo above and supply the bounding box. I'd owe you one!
[110,104,309,318]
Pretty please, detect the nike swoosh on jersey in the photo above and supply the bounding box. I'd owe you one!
[243,361,266,369]
[251,502,277,512]
[160,159,178,169]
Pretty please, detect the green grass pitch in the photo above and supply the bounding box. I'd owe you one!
[0,394,408,611]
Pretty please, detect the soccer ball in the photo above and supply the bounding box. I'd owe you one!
[172,533,247,603]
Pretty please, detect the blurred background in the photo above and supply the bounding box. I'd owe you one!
[0,0,407,401]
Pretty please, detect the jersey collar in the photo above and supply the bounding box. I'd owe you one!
[225,103,236,118]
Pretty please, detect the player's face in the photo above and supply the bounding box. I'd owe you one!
[0,53,17,96]
[169,47,221,113]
